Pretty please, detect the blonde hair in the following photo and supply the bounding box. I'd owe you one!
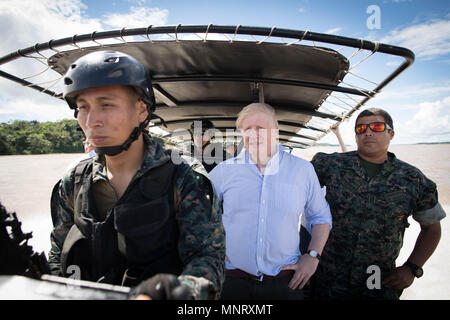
[236,103,278,129]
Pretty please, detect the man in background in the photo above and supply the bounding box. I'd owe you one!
[189,119,231,173]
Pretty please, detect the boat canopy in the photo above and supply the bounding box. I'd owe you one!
[0,25,415,149]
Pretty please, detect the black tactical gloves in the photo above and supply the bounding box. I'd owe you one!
[132,273,193,300]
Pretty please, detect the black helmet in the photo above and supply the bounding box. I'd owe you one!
[190,119,215,132]
[62,51,155,156]
[63,50,155,115]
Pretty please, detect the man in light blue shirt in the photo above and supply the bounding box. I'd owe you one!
[210,103,332,300]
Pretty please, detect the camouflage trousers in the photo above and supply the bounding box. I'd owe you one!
[299,225,402,300]
[312,279,402,300]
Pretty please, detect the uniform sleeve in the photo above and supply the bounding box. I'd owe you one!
[48,171,75,276]
[412,174,446,226]
[175,165,226,300]
[304,162,332,230]
[310,152,329,187]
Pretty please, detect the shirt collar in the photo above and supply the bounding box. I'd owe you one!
[382,151,397,173]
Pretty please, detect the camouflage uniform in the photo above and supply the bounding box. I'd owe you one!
[49,133,226,299]
[190,142,232,173]
[310,151,446,299]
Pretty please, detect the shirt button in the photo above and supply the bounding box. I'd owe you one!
[262,200,266,205]
[261,218,264,222]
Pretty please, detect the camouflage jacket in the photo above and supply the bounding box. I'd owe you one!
[49,133,226,299]
[311,151,446,295]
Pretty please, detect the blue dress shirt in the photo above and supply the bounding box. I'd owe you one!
[209,145,332,276]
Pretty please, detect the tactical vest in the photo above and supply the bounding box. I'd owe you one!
[58,156,183,287]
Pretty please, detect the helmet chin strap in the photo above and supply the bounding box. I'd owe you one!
[94,119,149,157]
[92,97,162,157]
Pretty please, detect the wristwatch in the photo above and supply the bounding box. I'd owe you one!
[307,250,321,260]
[404,261,423,278]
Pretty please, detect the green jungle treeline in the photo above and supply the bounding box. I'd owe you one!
[0,120,85,155]
[0,119,169,155]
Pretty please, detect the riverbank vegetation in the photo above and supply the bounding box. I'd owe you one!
[0,120,170,155]
[0,120,84,155]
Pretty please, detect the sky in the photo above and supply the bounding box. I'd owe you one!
[0,0,449,146]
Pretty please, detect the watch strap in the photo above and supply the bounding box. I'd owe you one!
[307,250,321,260]
[404,261,423,278]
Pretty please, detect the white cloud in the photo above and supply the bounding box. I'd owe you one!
[376,83,450,101]
[385,60,402,67]
[0,0,103,55]
[125,0,150,5]
[395,96,450,143]
[103,6,169,29]
[318,96,450,146]
[0,0,170,122]
[381,19,450,59]
[0,0,104,106]
[325,27,342,35]
[0,94,73,122]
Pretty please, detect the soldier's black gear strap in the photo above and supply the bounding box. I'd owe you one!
[93,95,165,157]
[94,122,145,157]
[59,151,184,285]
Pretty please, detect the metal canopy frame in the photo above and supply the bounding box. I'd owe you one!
[0,24,415,149]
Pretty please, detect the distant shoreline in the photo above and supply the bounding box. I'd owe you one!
[416,141,450,145]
